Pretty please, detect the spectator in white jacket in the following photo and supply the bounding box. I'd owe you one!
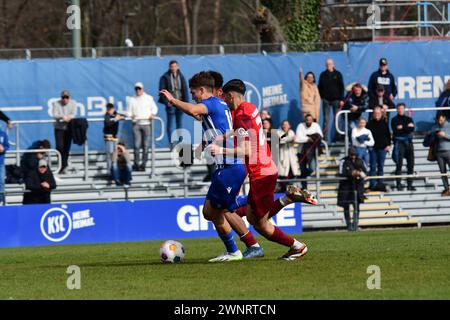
[351,117,374,166]
[127,82,158,171]
[295,114,323,190]
[277,120,300,191]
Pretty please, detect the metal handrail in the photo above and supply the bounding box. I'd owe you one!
[10,116,165,180]
[9,148,63,174]
[335,106,450,156]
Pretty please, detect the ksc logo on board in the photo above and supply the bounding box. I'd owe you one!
[40,206,95,242]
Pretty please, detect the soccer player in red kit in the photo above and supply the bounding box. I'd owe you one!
[208,79,317,260]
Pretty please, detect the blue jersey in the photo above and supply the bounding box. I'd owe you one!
[201,96,241,166]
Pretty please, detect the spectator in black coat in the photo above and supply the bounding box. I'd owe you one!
[369,85,395,122]
[340,83,369,138]
[391,103,415,191]
[337,147,368,231]
[23,159,56,205]
[158,60,189,149]
[21,139,51,176]
[368,58,397,101]
[436,80,450,119]
[367,106,391,191]
[103,103,125,173]
[318,58,345,143]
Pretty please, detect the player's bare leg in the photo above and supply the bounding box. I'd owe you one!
[224,211,264,258]
[246,206,308,261]
[202,200,243,262]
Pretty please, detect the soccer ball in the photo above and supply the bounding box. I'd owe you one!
[160,240,185,263]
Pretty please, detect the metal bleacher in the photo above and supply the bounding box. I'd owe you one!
[5,136,450,231]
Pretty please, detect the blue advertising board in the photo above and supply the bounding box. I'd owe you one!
[0,196,302,248]
[0,40,448,150]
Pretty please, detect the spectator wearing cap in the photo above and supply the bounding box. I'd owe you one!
[366,106,391,191]
[368,58,397,102]
[391,103,415,191]
[340,83,369,138]
[337,147,368,231]
[0,127,9,205]
[111,143,132,186]
[435,79,450,119]
[424,112,450,196]
[351,117,374,167]
[127,82,158,171]
[158,60,189,150]
[51,90,77,174]
[299,67,321,122]
[23,159,56,205]
[104,103,126,174]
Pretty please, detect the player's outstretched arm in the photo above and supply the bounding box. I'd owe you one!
[208,140,250,158]
[159,90,207,118]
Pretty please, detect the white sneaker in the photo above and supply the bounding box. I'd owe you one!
[208,250,243,262]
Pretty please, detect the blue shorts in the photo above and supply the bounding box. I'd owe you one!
[206,164,247,211]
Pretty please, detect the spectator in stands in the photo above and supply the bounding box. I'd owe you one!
[299,67,321,122]
[425,112,450,196]
[368,57,397,101]
[435,80,450,119]
[0,127,9,205]
[23,159,56,205]
[128,82,158,172]
[260,109,271,121]
[367,106,391,191]
[351,117,374,167]
[21,139,51,176]
[51,90,77,174]
[340,83,369,138]
[337,147,368,231]
[296,114,323,190]
[277,120,300,191]
[103,103,125,174]
[158,60,189,149]
[369,84,395,122]
[318,58,345,143]
[391,103,415,191]
[111,143,132,186]
[263,118,273,150]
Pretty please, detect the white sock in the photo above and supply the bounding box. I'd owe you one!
[291,239,303,249]
[251,243,261,248]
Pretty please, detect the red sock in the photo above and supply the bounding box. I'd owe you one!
[240,231,257,247]
[268,199,284,218]
[235,206,247,217]
[268,226,295,247]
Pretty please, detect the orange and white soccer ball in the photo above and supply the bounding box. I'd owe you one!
[160,240,185,263]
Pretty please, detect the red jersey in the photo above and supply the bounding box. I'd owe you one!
[232,101,277,179]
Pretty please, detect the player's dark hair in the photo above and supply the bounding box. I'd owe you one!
[189,72,214,92]
[169,60,178,66]
[222,79,246,95]
[208,71,224,89]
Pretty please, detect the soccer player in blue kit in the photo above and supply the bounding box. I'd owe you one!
[160,71,253,262]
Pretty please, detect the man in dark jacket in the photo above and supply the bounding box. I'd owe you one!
[367,106,391,191]
[318,58,345,143]
[23,159,56,205]
[368,58,397,101]
[369,85,395,122]
[158,60,189,149]
[20,139,51,176]
[103,103,125,173]
[337,147,368,231]
[340,83,369,138]
[391,103,415,191]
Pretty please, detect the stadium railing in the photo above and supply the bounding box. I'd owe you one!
[9,117,165,180]
[8,148,63,174]
[335,106,450,156]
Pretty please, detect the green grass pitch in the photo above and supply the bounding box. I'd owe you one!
[0,226,449,300]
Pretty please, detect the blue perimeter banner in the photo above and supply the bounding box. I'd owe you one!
[0,40,449,150]
[0,195,302,248]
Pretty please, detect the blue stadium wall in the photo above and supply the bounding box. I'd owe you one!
[0,40,449,151]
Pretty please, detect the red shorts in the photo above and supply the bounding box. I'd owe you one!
[248,173,278,218]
